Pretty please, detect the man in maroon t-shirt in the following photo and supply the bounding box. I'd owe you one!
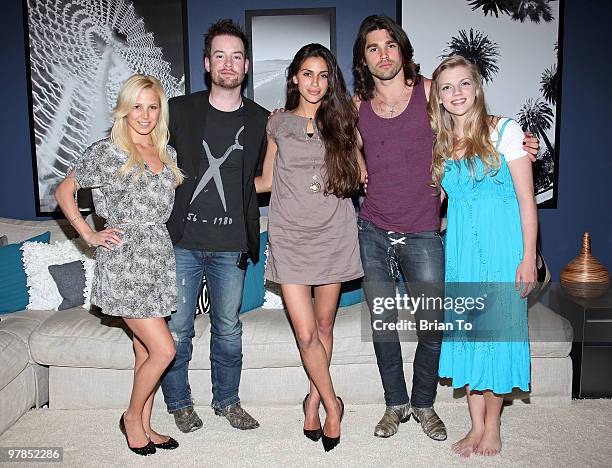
[352,15,539,441]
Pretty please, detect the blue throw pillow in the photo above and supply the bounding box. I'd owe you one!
[338,278,364,307]
[0,231,51,314]
[240,231,268,314]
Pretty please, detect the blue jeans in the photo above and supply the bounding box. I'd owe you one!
[161,246,245,412]
[357,217,444,408]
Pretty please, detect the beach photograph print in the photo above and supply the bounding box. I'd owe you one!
[246,8,336,112]
[400,0,562,206]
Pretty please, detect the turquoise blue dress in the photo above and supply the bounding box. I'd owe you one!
[438,119,531,394]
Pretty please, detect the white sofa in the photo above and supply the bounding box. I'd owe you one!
[28,300,573,410]
[0,217,77,435]
[0,217,574,434]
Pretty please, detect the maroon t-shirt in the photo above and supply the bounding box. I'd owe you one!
[358,79,440,233]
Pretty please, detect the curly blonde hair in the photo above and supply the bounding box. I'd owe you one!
[427,56,499,188]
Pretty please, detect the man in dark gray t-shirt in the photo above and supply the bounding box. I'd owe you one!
[178,103,248,252]
[161,19,269,434]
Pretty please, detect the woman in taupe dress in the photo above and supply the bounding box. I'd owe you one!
[255,44,365,452]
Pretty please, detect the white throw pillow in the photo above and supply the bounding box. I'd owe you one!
[262,281,284,309]
[21,239,95,310]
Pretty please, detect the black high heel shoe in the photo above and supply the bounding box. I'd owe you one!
[322,396,344,452]
[302,393,323,441]
[119,414,156,456]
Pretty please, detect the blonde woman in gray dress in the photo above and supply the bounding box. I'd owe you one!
[55,75,183,456]
[256,44,366,452]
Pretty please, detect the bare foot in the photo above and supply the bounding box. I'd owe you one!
[304,394,321,431]
[145,428,171,445]
[451,428,484,458]
[475,427,502,456]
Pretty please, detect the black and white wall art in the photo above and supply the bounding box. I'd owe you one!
[246,8,336,112]
[25,0,189,215]
[399,0,562,207]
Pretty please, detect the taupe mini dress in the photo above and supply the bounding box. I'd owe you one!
[266,112,363,285]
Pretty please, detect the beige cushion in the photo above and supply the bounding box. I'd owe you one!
[0,310,56,363]
[0,217,76,244]
[0,368,37,436]
[529,301,573,357]
[30,309,134,369]
[238,304,418,369]
[0,331,28,391]
[0,215,106,244]
[29,300,572,371]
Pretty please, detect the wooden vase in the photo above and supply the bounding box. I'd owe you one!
[560,232,610,298]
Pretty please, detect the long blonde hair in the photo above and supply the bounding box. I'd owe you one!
[110,74,183,186]
[428,56,499,188]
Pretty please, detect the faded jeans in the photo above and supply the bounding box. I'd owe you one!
[357,217,444,408]
[161,246,245,412]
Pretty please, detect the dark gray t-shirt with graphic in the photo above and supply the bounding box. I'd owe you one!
[178,103,247,251]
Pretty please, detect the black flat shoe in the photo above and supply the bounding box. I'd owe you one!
[119,414,156,456]
[152,436,179,450]
[302,394,322,441]
[322,396,344,452]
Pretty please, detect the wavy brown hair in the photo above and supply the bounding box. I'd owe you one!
[352,15,421,101]
[427,55,499,188]
[285,43,360,198]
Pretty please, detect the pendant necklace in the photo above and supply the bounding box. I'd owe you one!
[376,85,407,117]
[304,116,322,193]
[309,164,322,193]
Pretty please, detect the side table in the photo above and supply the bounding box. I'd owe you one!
[548,284,612,398]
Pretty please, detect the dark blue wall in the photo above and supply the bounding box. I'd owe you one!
[1,0,610,280]
[537,1,612,280]
[185,0,394,92]
[0,0,37,219]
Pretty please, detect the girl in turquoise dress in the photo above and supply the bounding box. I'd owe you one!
[428,56,538,457]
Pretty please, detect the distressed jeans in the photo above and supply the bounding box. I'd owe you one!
[357,217,444,408]
[161,246,245,412]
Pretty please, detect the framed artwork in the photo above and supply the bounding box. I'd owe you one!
[245,8,336,111]
[24,0,190,216]
[398,0,563,207]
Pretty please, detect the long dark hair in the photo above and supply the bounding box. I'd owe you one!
[285,43,360,198]
[352,15,421,101]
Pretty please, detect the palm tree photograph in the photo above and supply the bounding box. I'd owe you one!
[517,98,556,197]
[400,0,562,206]
[441,28,499,83]
[468,0,556,23]
[540,65,558,105]
[540,43,559,105]
[467,0,511,18]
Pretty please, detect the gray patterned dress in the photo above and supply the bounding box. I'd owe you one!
[72,138,177,318]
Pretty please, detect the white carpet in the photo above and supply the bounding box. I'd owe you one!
[1,400,611,467]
